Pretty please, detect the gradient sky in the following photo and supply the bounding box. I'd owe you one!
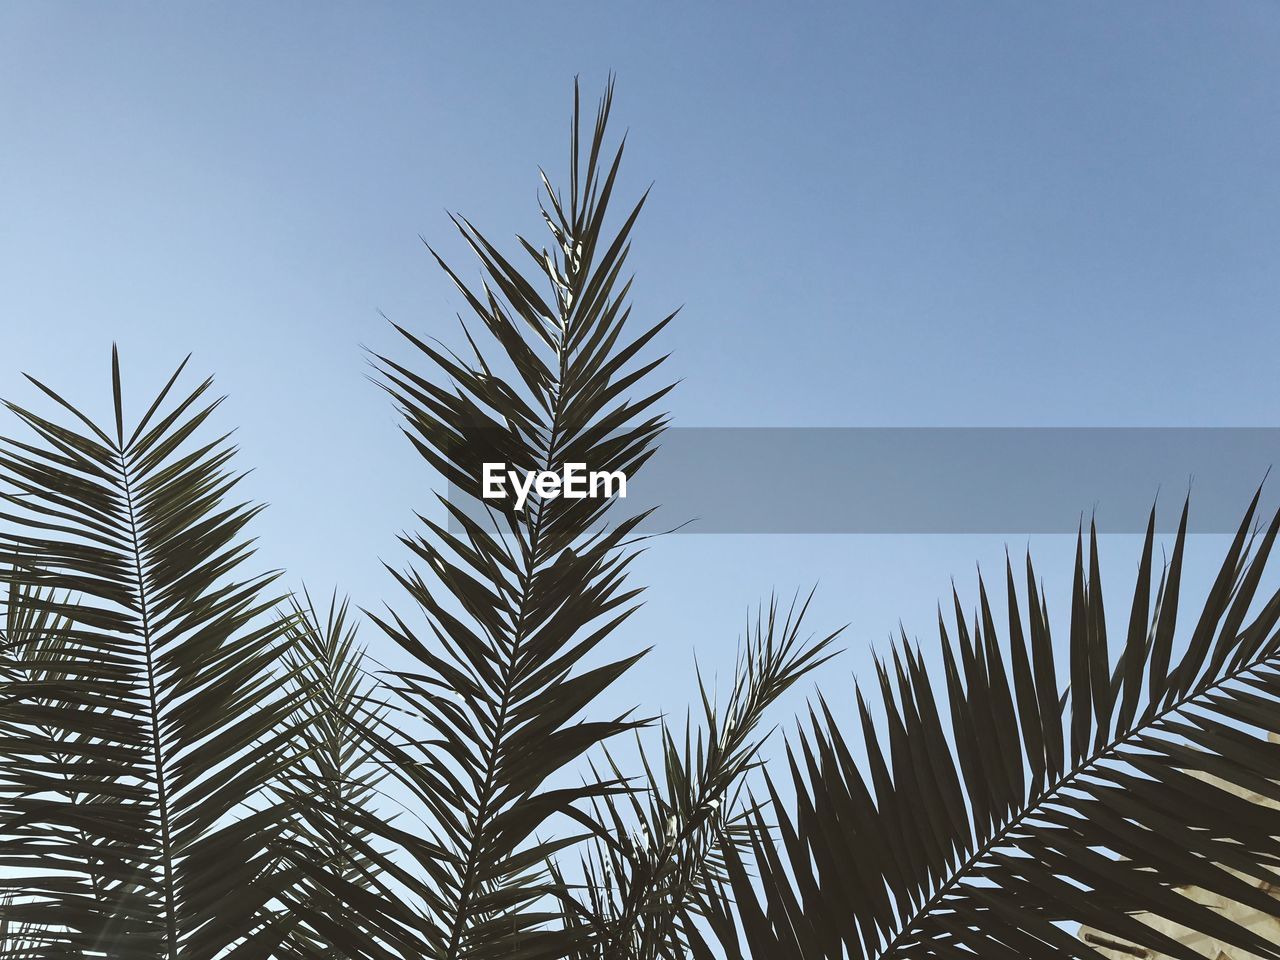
[3,3,1279,758]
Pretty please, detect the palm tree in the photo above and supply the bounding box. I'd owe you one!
[6,76,1280,960]
[0,77,692,960]
[706,501,1280,959]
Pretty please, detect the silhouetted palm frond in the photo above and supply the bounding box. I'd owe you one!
[710,495,1280,959]
[0,352,372,959]
[268,593,410,960]
[0,575,111,956]
[558,593,842,960]
[363,78,676,959]
[0,893,50,960]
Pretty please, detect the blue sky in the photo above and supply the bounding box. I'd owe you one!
[2,3,1279,747]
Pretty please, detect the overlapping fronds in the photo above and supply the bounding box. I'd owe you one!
[0,575,111,956]
[0,351,340,959]
[0,894,46,960]
[558,593,842,960]
[13,75,1280,960]
[364,78,676,959]
[710,495,1280,959]
[268,593,410,960]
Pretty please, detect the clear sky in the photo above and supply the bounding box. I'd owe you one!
[2,3,1279,754]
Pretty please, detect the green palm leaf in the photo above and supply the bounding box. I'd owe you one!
[712,495,1280,959]
[362,79,676,959]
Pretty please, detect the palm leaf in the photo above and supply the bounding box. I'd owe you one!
[0,893,51,959]
[0,574,119,957]
[559,593,842,960]
[267,592,420,960]
[713,495,1280,959]
[362,78,676,959]
[0,350,327,958]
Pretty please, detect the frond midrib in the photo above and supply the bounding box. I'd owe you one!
[440,254,574,960]
[874,634,1280,959]
[117,437,179,955]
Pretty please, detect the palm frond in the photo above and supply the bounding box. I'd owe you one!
[267,592,414,960]
[0,350,329,958]
[0,574,114,957]
[363,78,676,959]
[559,592,842,960]
[0,894,50,960]
[713,495,1280,959]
